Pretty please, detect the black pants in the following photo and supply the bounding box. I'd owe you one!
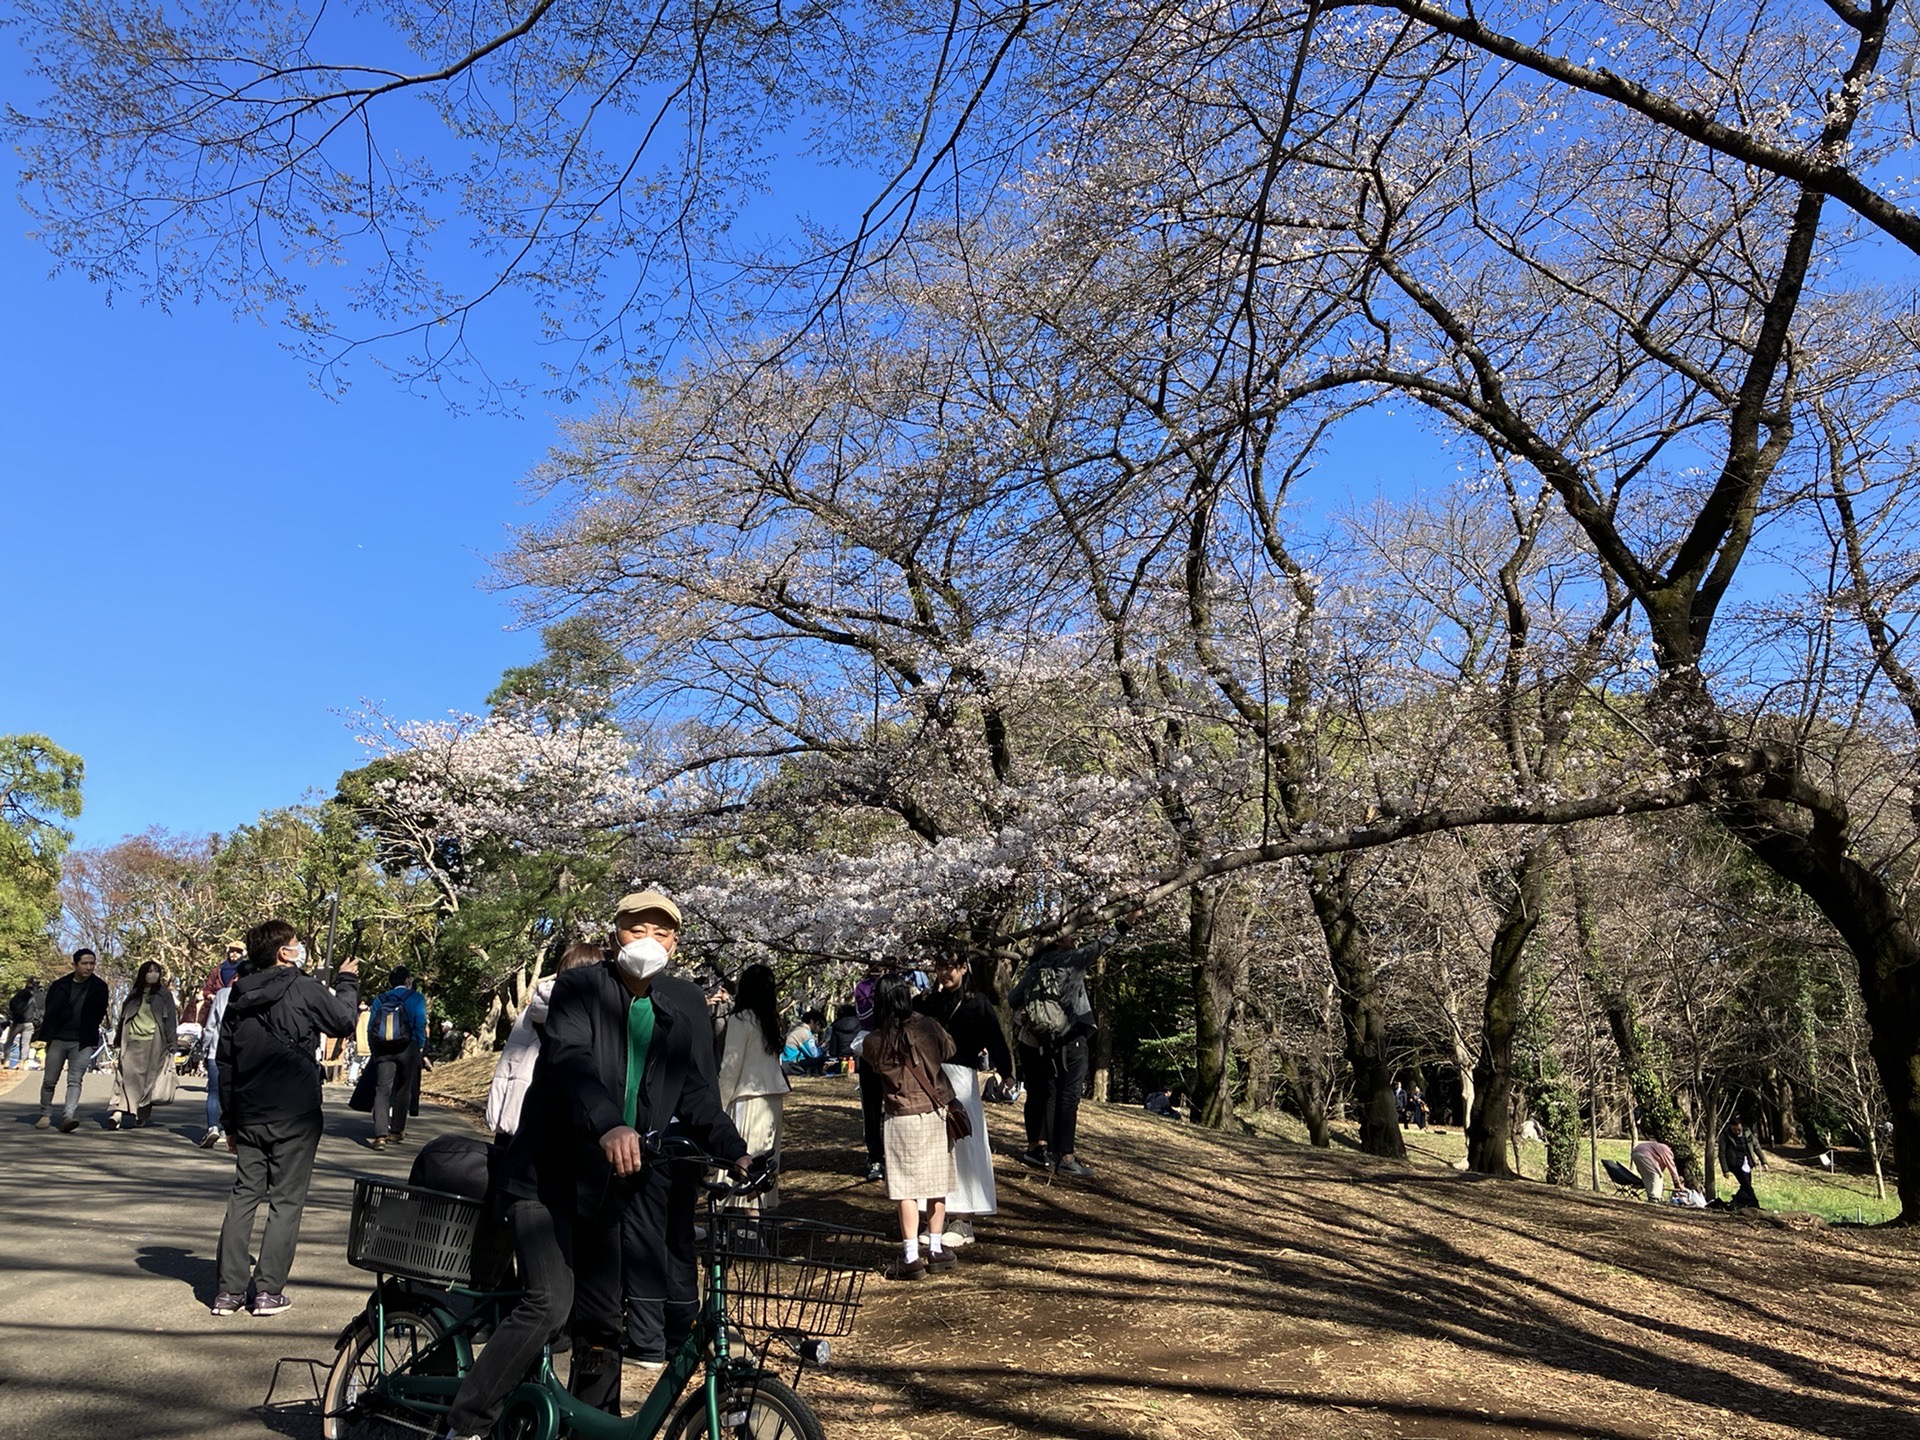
[1729,1166,1759,1208]
[621,1164,700,1360]
[216,1114,323,1295]
[1020,1033,1090,1156]
[370,1047,416,1138]
[446,1198,624,1434]
[857,1059,885,1164]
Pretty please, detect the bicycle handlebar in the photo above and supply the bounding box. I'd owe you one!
[641,1132,779,1197]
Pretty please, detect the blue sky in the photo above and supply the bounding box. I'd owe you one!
[0,233,559,848]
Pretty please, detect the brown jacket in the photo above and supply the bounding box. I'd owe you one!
[864,1015,955,1116]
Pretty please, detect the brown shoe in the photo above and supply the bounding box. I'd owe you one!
[927,1249,957,1273]
[890,1258,929,1282]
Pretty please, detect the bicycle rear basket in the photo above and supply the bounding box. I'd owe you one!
[705,1212,887,1339]
[348,1178,485,1287]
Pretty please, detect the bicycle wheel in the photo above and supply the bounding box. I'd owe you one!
[320,1301,448,1440]
[663,1373,826,1440]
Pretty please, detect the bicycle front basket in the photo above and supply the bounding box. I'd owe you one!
[348,1178,485,1287]
[706,1212,887,1339]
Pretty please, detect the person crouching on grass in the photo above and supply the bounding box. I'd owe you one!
[860,980,959,1280]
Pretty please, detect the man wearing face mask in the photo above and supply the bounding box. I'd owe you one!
[441,890,745,1440]
[211,917,360,1317]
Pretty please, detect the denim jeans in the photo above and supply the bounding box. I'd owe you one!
[39,1039,98,1120]
[206,1078,222,1132]
[5,1022,32,1067]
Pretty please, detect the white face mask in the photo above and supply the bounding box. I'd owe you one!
[285,942,307,969]
[616,936,670,983]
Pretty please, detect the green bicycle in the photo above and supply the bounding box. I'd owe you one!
[321,1145,882,1440]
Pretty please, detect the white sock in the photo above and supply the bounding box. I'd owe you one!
[903,1236,921,1264]
[929,1233,945,1255]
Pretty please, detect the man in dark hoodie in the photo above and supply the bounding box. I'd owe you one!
[211,917,359,1318]
[38,949,109,1132]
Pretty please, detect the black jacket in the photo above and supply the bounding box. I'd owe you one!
[8,984,35,1025]
[42,973,111,1046]
[915,987,1013,1074]
[498,961,744,1219]
[826,1013,863,1059]
[216,964,359,1128]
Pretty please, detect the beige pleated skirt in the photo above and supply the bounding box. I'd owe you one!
[883,1109,957,1201]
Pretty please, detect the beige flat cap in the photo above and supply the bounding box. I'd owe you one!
[614,889,682,927]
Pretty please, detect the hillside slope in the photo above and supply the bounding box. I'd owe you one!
[768,1080,1920,1440]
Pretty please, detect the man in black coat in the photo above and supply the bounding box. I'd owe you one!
[443,889,745,1440]
[37,949,109,1132]
[211,918,359,1318]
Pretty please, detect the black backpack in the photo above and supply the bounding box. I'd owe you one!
[1020,963,1073,1042]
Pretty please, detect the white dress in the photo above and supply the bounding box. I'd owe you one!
[719,1012,790,1211]
[938,1063,996,1217]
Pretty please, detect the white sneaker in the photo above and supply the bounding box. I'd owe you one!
[941,1229,973,1247]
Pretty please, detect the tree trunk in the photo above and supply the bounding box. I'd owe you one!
[1191,884,1248,1129]
[1280,1053,1333,1147]
[1453,1029,1478,1135]
[1090,948,1114,1104]
[1308,861,1405,1158]
[1467,842,1550,1176]
[1723,804,1920,1222]
[1770,1070,1804,1148]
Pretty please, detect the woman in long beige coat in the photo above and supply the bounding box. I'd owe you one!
[110,961,178,1128]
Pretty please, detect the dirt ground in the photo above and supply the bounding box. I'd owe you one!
[765,1079,1920,1440]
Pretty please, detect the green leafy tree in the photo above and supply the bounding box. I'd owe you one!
[0,735,83,992]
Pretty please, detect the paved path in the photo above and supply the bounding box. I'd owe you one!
[0,1065,473,1440]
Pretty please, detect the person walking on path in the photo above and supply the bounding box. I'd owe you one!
[108,960,178,1128]
[1630,1138,1684,1202]
[853,960,888,1181]
[1010,921,1129,1178]
[441,889,745,1438]
[197,957,246,1148]
[38,949,109,1132]
[915,953,1011,1246]
[484,941,604,1138]
[718,963,790,1213]
[863,980,959,1281]
[211,918,360,1318]
[5,977,42,1066]
[364,966,428,1149]
[1719,1118,1765,1209]
[195,941,245,1025]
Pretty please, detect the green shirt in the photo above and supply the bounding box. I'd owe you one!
[622,994,657,1130]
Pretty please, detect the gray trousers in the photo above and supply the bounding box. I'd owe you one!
[39,1039,98,1119]
[217,1115,324,1294]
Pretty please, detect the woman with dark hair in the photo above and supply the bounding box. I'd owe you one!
[718,963,790,1210]
[915,953,1012,1247]
[862,980,958,1279]
[484,940,604,1138]
[109,960,178,1128]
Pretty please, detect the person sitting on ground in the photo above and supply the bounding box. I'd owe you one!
[1143,1086,1183,1120]
[781,1010,826,1076]
[825,1001,862,1074]
[1629,1138,1683,1202]
[862,980,959,1281]
[1719,1118,1764,1209]
[212,919,359,1317]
